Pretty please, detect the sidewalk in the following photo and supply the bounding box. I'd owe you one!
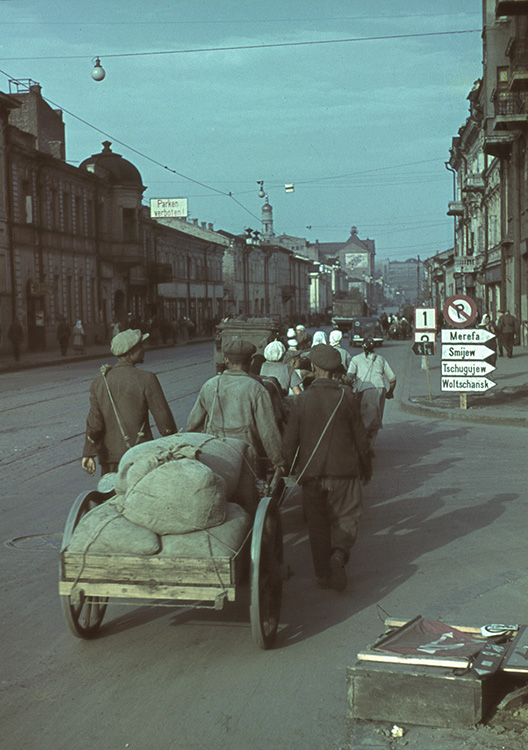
[400,343,528,428]
[0,336,212,374]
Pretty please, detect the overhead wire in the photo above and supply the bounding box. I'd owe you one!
[0,29,480,61]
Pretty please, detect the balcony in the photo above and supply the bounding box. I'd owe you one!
[147,262,173,283]
[508,39,528,92]
[496,0,528,15]
[484,132,515,157]
[462,173,485,193]
[447,201,464,217]
[108,242,144,267]
[491,90,528,130]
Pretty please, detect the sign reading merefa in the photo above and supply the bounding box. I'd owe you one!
[441,328,496,344]
[150,198,188,218]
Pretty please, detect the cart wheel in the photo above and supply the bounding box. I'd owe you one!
[61,591,108,639]
[60,490,109,639]
[250,495,283,649]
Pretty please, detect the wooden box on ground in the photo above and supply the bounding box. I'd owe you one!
[346,661,496,729]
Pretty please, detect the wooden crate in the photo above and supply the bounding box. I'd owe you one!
[346,661,495,728]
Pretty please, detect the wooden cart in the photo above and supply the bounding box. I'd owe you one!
[59,478,286,649]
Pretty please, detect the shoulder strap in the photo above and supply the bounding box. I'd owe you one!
[100,365,145,450]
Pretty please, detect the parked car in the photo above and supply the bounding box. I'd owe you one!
[349,317,384,347]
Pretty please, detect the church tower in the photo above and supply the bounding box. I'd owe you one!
[261,196,274,241]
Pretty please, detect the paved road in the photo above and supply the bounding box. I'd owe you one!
[1,340,526,749]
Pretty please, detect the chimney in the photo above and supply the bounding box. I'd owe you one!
[201,222,207,229]
[193,218,198,226]
[208,223,214,231]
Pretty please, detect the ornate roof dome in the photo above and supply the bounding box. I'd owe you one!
[262,197,272,212]
[80,141,143,187]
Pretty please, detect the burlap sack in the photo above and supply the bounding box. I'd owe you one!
[159,502,251,557]
[115,434,259,514]
[122,458,227,535]
[66,500,160,556]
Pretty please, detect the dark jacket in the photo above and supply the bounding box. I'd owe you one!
[283,379,370,482]
[497,313,518,335]
[83,361,177,463]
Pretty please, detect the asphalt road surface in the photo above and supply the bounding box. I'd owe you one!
[1,339,526,750]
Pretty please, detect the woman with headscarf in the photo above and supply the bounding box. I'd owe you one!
[72,320,85,354]
[311,330,328,347]
[260,340,302,395]
[329,329,351,369]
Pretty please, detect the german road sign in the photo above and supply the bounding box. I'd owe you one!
[414,307,437,331]
[414,331,435,344]
[441,343,493,360]
[441,361,495,377]
[443,295,478,328]
[441,376,496,392]
[441,328,496,344]
[412,341,435,356]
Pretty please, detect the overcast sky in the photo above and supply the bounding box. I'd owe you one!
[0,0,483,260]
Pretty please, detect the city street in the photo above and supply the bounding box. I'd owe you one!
[1,338,527,750]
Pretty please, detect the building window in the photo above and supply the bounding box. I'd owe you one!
[75,196,84,235]
[122,208,136,241]
[62,191,71,232]
[87,199,95,236]
[22,179,33,223]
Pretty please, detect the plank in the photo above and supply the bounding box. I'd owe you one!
[61,551,235,585]
[59,580,236,602]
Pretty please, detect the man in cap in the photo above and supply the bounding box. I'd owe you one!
[283,344,371,591]
[346,337,396,451]
[187,338,285,476]
[81,329,177,477]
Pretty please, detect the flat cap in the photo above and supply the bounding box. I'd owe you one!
[111,329,149,357]
[222,337,256,361]
[309,343,342,372]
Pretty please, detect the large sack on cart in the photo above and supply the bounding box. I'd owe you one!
[115,433,259,516]
[159,502,251,557]
[65,500,161,556]
[115,444,228,535]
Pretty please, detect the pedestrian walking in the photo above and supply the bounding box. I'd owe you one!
[57,318,71,356]
[7,318,24,361]
[477,314,498,367]
[346,337,396,451]
[72,320,85,354]
[496,310,519,359]
[329,329,352,370]
[186,338,285,480]
[260,340,302,395]
[82,329,177,477]
[283,344,372,591]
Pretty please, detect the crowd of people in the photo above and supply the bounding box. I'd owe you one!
[81,322,398,594]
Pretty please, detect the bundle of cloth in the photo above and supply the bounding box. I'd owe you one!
[66,434,257,558]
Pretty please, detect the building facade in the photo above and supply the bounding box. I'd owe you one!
[430,0,528,339]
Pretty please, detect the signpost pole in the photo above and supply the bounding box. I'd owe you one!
[460,393,468,410]
[424,356,432,401]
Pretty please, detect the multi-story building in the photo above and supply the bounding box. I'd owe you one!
[435,0,528,338]
[0,81,312,353]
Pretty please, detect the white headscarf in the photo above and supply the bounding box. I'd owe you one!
[287,327,296,338]
[264,340,286,362]
[329,330,343,346]
[312,330,328,346]
[287,338,298,350]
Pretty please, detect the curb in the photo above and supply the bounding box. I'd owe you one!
[398,396,528,429]
[0,337,214,375]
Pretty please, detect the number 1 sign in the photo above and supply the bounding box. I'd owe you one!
[414,307,437,332]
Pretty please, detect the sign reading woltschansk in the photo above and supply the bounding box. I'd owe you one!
[150,198,189,218]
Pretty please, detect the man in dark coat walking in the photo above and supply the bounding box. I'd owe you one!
[82,329,177,476]
[496,310,519,358]
[283,344,371,591]
[7,318,24,361]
